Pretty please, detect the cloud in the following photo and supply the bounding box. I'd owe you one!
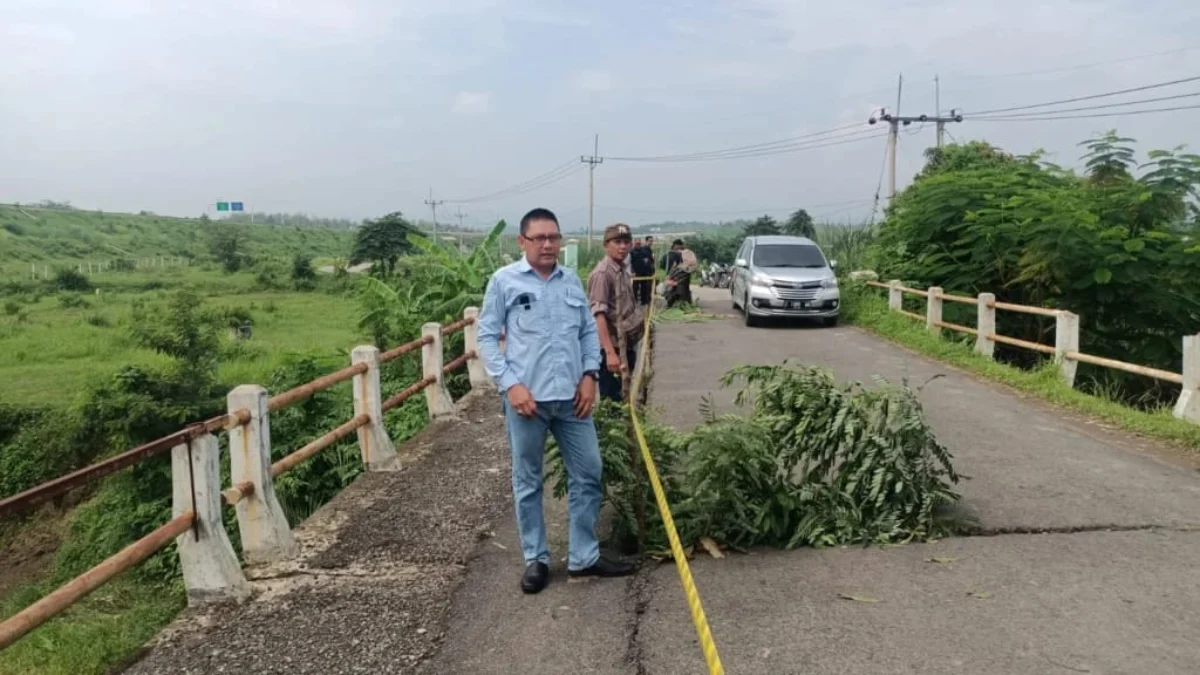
[451,91,492,116]
[569,69,616,93]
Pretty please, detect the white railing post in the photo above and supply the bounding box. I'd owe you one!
[1173,333,1200,424]
[422,323,457,420]
[1055,311,1080,387]
[227,385,298,564]
[888,279,902,311]
[351,346,398,470]
[975,293,996,358]
[172,433,249,605]
[926,286,943,333]
[462,307,492,390]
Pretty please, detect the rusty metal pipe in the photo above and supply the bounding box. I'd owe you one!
[381,377,437,412]
[990,333,1056,355]
[0,511,195,651]
[441,318,472,335]
[940,292,976,305]
[442,351,476,375]
[380,335,432,363]
[1067,351,1184,384]
[270,415,371,478]
[267,362,368,411]
[934,320,978,336]
[0,412,232,520]
[989,301,1061,318]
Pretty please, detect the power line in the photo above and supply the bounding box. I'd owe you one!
[971,91,1200,118]
[967,74,1200,116]
[607,128,886,164]
[605,122,866,162]
[443,160,583,204]
[971,103,1200,122]
[595,198,875,216]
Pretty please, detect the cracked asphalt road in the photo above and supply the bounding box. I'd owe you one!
[122,289,1200,674]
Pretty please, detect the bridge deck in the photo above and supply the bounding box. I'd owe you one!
[122,288,1200,674]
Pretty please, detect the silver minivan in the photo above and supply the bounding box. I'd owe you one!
[730,235,840,327]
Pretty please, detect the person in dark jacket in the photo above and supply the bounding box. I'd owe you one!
[629,236,655,305]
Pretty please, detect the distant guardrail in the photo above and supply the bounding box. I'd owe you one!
[864,280,1199,425]
[0,308,492,651]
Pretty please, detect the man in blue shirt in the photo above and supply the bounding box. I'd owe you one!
[477,207,636,594]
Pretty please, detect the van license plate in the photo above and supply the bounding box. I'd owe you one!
[788,301,809,309]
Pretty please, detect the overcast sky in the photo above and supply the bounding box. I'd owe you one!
[3,0,1199,229]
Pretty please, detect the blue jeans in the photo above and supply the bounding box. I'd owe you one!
[503,398,603,571]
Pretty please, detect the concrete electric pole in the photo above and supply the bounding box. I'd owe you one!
[581,134,603,252]
[454,207,467,229]
[424,188,444,240]
[868,108,962,200]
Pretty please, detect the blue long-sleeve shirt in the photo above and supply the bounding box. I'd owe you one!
[477,258,602,401]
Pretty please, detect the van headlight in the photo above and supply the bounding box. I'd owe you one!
[820,276,839,289]
[750,274,772,288]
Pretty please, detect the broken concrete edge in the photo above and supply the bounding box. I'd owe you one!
[156,391,503,627]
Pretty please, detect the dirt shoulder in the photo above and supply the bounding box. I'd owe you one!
[121,391,512,675]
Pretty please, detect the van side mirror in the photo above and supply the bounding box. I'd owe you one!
[829,259,838,269]
[734,258,747,268]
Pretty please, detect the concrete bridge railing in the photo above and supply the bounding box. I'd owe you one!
[0,308,493,651]
[866,280,1199,425]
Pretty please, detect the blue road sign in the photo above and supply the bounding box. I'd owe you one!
[230,202,244,212]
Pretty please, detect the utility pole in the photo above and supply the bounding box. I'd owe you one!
[454,207,467,230]
[869,74,961,201]
[935,74,943,147]
[424,188,443,241]
[581,134,603,252]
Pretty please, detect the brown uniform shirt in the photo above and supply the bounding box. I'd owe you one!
[587,256,645,350]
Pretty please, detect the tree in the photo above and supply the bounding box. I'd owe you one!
[210,224,244,273]
[783,209,815,238]
[743,215,780,237]
[291,254,317,290]
[351,211,420,277]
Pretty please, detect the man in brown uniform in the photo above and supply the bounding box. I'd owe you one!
[587,223,645,402]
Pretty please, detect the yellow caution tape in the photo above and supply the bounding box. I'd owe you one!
[628,289,725,675]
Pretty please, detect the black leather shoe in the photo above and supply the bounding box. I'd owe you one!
[521,562,549,594]
[567,556,636,580]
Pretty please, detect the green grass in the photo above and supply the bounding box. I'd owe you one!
[0,575,184,675]
[843,284,1200,452]
[0,204,354,281]
[0,281,361,409]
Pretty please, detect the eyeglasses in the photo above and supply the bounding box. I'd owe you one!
[523,234,562,244]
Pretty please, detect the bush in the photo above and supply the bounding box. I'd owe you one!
[58,292,91,309]
[54,268,92,292]
[3,300,19,316]
[84,313,111,328]
[548,362,963,554]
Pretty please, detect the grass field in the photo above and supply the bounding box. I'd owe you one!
[0,268,361,409]
[0,204,355,281]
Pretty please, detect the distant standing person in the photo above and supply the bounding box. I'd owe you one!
[587,223,645,402]
[663,239,696,306]
[477,207,636,595]
[629,236,655,306]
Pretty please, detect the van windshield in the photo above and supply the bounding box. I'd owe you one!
[752,244,826,268]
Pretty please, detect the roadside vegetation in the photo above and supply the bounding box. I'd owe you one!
[0,209,500,675]
[548,361,962,557]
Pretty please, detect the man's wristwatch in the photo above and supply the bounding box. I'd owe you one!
[584,370,600,381]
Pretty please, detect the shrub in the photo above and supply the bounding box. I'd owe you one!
[54,268,92,292]
[58,292,90,309]
[548,362,963,555]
